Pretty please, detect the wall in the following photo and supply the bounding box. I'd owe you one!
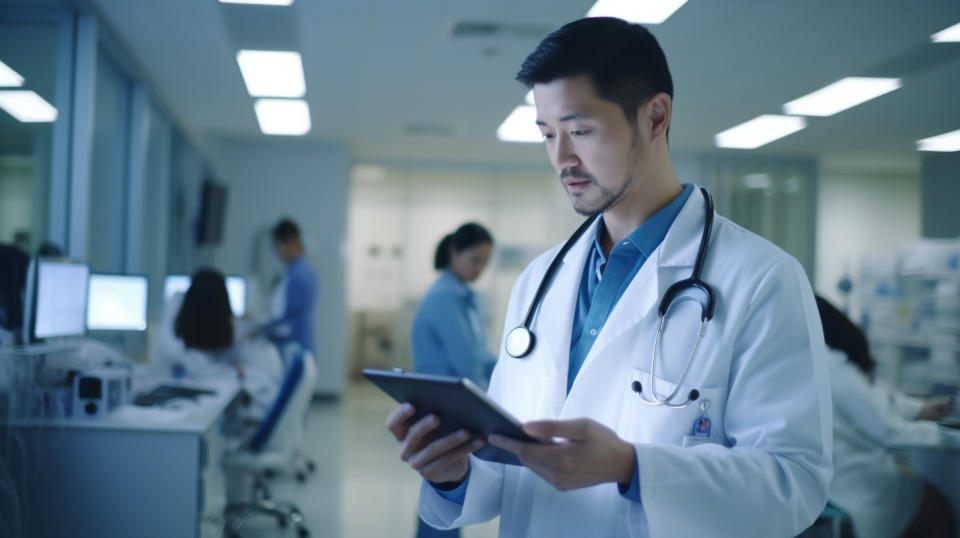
[209,138,350,396]
[922,152,960,239]
[0,156,32,245]
[815,153,922,318]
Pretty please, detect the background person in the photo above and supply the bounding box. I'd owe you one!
[410,222,496,538]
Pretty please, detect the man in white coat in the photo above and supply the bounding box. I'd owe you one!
[386,17,833,537]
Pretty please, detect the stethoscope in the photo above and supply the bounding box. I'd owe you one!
[504,187,716,408]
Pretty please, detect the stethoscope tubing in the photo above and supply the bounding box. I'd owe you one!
[506,187,716,409]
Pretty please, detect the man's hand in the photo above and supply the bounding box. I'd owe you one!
[386,403,485,485]
[489,418,635,491]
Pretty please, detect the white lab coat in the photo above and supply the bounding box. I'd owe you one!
[419,188,833,537]
[827,349,941,538]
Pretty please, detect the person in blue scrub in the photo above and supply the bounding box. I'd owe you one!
[266,218,318,356]
[411,222,495,538]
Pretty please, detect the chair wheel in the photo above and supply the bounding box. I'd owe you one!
[305,461,316,472]
[264,469,276,480]
[278,517,288,528]
[296,471,306,482]
[297,527,310,537]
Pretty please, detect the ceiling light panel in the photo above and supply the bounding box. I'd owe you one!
[254,98,311,135]
[0,91,57,122]
[236,50,305,98]
[714,114,807,149]
[931,22,960,42]
[0,60,25,87]
[497,105,542,143]
[587,0,688,24]
[917,129,960,152]
[782,77,901,117]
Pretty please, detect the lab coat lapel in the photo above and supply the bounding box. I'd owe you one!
[535,218,600,389]
[569,188,708,387]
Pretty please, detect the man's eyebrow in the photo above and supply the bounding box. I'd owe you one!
[536,112,587,126]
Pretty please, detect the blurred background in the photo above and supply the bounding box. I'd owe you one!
[1,0,959,537]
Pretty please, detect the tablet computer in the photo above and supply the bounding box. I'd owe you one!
[363,368,540,466]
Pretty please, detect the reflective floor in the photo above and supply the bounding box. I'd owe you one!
[240,382,499,538]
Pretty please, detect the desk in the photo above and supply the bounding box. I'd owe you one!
[6,377,241,538]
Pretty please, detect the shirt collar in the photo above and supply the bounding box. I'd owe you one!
[591,183,694,261]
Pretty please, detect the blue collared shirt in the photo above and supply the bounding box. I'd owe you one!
[411,270,495,389]
[269,255,318,354]
[568,184,693,393]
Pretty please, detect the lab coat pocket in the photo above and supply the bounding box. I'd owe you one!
[617,369,727,446]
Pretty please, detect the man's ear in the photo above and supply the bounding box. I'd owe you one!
[642,93,672,142]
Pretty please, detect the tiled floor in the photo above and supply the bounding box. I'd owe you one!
[238,382,499,538]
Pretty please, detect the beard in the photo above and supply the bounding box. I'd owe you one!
[563,133,643,217]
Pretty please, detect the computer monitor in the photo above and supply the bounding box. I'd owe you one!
[27,259,90,340]
[86,274,148,331]
[163,274,246,316]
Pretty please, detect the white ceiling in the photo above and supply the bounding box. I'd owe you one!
[87,0,960,167]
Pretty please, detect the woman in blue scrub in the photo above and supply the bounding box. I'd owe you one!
[411,222,495,538]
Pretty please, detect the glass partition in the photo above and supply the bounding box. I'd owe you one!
[0,21,59,257]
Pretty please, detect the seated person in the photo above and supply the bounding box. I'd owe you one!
[816,295,955,538]
[155,269,283,420]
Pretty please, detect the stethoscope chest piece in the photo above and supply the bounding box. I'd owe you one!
[505,326,535,358]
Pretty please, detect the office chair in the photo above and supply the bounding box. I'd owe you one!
[224,349,317,538]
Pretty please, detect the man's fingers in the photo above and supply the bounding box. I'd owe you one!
[399,414,441,461]
[523,418,592,441]
[407,430,472,469]
[385,403,416,441]
[418,438,485,476]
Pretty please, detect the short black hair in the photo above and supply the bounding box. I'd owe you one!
[434,222,493,270]
[175,268,234,351]
[516,17,673,127]
[272,218,301,243]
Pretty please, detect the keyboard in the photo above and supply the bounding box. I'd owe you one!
[133,385,217,407]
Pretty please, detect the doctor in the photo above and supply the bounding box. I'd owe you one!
[386,17,832,537]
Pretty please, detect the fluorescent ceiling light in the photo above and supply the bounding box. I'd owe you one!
[782,77,901,117]
[497,105,542,143]
[236,50,305,98]
[931,22,960,42]
[0,91,57,122]
[254,99,311,135]
[714,114,806,149]
[916,129,960,152]
[587,0,688,24]
[0,60,24,87]
[219,0,294,5]
[524,90,535,106]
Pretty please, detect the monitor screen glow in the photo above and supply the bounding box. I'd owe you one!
[34,260,90,339]
[163,274,246,316]
[86,274,148,331]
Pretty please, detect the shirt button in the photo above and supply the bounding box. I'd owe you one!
[589,328,598,336]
